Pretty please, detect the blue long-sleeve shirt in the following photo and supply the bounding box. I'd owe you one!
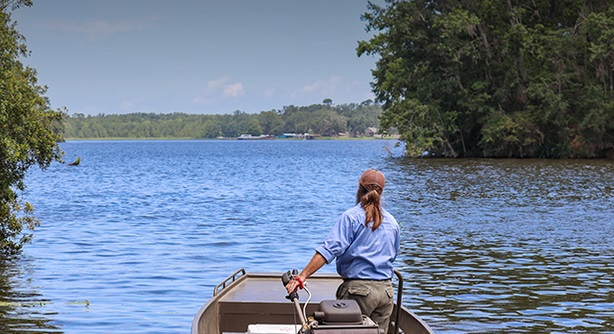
[315,203,400,280]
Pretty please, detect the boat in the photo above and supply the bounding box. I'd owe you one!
[192,268,435,334]
[237,134,274,140]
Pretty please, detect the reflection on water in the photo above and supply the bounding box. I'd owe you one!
[0,260,61,333]
[400,239,613,333]
[388,158,614,333]
[0,141,612,333]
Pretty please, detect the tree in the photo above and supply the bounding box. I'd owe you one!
[257,110,284,135]
[60,102,384,139]
[247,118,263,136]
[313,110,348,136]
[201,119,222,138]
[358,0,614,158]
[0,0,65,256]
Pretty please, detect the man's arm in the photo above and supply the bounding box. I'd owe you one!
[285,252,327,294]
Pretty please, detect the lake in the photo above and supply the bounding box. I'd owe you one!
[2,140,613,333]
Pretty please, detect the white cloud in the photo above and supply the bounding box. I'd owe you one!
[207,76,231,90]
[292,76,341,99]
[224,83,244,97]
[193,77,244,105]
[206,77,243,97]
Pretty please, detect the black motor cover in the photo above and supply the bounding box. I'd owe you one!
[308,300,382,334]
[315,300,363,325]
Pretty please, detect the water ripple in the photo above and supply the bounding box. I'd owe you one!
[1,141,612,333]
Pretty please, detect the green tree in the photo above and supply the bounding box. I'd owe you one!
[61,103,384,139]
[313,109,348,136]
[257,110,284,135]
[201,119,222,138]
[1,0,65,256]
[359,0,614,158]
[247,118,263,136]
[337,101,382,136]
[281,105,311,134]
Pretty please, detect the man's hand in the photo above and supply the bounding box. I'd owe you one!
[283,253,326,295]
[285,276,305,294]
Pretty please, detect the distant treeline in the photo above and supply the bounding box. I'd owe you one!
[62,101,384,139]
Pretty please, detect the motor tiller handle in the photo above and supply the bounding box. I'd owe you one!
[281,269,309,329]
[282,269,300,300]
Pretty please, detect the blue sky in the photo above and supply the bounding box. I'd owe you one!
[13,1,381,116]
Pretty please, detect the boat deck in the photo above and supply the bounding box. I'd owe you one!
[193,272,345,334]
[192,270,435,334]
[217,272,342,304]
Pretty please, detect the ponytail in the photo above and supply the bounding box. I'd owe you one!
[356,185,383,231]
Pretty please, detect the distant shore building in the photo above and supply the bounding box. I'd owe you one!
[237,134,273,140]
[278,133,320,140]
[365,127,378,137]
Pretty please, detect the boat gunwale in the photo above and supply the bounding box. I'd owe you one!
[191,270,434,334]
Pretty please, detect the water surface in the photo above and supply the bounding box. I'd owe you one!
[2,140,612,333]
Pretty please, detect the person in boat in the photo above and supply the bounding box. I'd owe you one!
[285,169,400,334]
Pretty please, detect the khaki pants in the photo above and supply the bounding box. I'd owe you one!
[336,279,394,334]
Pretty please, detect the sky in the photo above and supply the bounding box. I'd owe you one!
[12,0,381,116]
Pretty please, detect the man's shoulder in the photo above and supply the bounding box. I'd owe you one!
[343,203,363,214]
[340,204,365,223]
[381,207,395,218]
[382,209,399,227]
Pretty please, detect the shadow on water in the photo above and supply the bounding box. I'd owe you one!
[386,158,614,333]
[0,258,62,333]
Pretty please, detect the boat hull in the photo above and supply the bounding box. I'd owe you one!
[192,270,434,334]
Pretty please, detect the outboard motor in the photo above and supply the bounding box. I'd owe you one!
[282,270,381,334]
[310,299,380,334]
[314,300,363,325]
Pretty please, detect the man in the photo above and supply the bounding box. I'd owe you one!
[285,169,401,334]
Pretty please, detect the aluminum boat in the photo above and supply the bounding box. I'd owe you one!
[191,269,435,334]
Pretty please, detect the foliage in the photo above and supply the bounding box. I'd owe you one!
[62,101,384,139]
[358,0,614,158]
[1,0,65,256]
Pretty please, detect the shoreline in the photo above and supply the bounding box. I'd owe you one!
[61,135,399,141]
